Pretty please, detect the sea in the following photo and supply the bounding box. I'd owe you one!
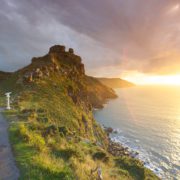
[94,86,180,179]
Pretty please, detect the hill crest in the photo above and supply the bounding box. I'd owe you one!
[97,77,135,88]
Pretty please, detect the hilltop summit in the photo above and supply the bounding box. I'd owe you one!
[2,45,117,109]
[16,45,85,84]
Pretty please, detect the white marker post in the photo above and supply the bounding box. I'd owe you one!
[5,92,12,110]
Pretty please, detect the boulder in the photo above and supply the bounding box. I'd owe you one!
[105,127,113,134]
[34,69,43,78]
[69,48,74,54]
[108,140,131,157]
[23,72,34,83]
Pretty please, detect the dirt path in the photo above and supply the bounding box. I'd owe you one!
[0,109,19,180]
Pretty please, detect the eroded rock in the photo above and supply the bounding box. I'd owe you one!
[69,48,74,54]
[49,45,65,54]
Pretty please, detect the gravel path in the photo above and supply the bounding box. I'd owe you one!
[0,109,19,180]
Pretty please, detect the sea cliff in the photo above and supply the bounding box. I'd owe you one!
[0,45,159,179]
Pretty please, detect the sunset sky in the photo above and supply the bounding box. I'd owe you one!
[0,0,180,84]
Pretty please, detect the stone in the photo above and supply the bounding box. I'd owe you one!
[54,64,59,71]
[35,68,40,73]
[49,45,65,54]
[23,72,34,83]
[108,139,132,157]
[69,48,74,54]
[29,73,33,82]
[79,64,85,75]
[105,127,113,134]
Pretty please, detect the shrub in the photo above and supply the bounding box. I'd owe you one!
[37,117,49,123]
[115,156,145,180]
[30,133,46,151]
[58,126,68,136]
[44,125,58,136]
[27,112,38,121]
[18,123,30,142]
[93,150,109,162]
[54,146,84,161]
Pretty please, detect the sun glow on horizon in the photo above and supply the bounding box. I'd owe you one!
[122,73,180,86]
[167,3,180,14]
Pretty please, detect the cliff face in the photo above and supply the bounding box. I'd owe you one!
[0,45,116,143]
[14,45,117,109]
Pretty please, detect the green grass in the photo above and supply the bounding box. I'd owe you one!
[115,156,159,180]
[0,51,160,179]
[7,110,159,180]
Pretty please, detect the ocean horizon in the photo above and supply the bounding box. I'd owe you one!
[94,85,180,179]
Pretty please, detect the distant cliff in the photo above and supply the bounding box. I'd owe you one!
[97,77,135,88]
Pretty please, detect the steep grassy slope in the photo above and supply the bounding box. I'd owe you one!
[97,78,135,88]
[0,71,12,82]
[0,45,159,180]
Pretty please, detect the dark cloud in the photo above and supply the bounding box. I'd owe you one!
[0,0,180,75]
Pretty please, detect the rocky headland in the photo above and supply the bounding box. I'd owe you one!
[0,45,159,180]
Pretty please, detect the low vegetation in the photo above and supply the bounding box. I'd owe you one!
[0,45,159,179]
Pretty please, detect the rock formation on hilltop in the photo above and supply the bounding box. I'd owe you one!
[0,44,159,180]
[1,44,116,111]
[17,45,85,84]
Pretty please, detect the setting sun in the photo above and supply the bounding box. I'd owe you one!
[122,73,180,85]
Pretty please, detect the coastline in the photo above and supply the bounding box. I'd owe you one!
[0,45,160,179]
[93,100,163,179]
[93,86,180,179]
[93,103,165,179]
[109,129,163,178]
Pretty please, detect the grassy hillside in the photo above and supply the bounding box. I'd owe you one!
[0,71,12,82]
[97,78,135,88]
[0,45,159,180]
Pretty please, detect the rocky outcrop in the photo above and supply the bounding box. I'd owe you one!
[20,45,86,84]
[108,140,130,157]
[12,45,117,110]
[105,128,139,158]
[68,48,74,54]
[49,45,65,54]
[104,127,113,135]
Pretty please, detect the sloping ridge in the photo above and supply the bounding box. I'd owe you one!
[0,44,117,142]
[97,77,135,88]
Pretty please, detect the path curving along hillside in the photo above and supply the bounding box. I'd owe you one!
[0,109,19,180]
